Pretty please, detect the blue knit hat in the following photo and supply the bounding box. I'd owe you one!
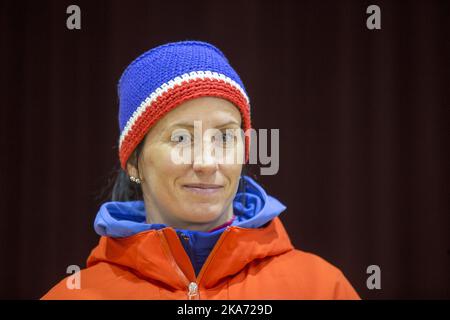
[117,40,252,169]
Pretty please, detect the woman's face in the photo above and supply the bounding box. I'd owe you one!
[127,97,244,230]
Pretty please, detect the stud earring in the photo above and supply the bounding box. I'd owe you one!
[129,176,141,184]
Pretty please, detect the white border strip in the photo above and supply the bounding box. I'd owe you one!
[119,71,250,149]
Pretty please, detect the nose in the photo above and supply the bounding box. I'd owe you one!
[192,138,218,174]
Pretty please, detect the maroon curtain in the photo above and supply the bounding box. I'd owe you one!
[0,0,448,299]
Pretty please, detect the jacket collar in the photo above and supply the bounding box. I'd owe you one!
[87,216,294,289]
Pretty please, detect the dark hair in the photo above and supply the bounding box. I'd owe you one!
[110,140,145,202]
[101,139,258,203]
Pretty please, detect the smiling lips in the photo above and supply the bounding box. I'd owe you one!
[182,183,223,195]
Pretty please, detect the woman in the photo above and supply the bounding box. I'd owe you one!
[42,41,360,300]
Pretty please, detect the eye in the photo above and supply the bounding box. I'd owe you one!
[223,132,234,143]
[171,130,192,145]
[215,131,236,147]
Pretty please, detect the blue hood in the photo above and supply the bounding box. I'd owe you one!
[93,175,287,276]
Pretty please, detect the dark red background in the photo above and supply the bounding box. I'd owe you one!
[0,0,448,299]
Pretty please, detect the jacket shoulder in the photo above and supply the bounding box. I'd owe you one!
[254,249,361,299]
[40,262,148,300]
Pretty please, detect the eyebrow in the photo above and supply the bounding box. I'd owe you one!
[169,120,241,129]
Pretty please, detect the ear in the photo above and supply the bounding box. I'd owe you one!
[126,152,139,178]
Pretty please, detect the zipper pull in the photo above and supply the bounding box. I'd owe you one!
[187,281,199,300]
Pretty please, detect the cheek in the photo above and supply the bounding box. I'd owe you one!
[142,144,188,183]
[221,163,243,190]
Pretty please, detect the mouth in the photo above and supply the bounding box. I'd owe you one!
[182,183,224,195]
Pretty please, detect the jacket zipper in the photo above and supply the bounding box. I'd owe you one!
[158,231,195,299]
[187,281,199,300]
[159,227,232,300]
[180,233,199,300]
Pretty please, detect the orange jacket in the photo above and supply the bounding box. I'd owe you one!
[42,217,360,300]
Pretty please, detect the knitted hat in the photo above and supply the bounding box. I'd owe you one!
[117,40,252,170]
